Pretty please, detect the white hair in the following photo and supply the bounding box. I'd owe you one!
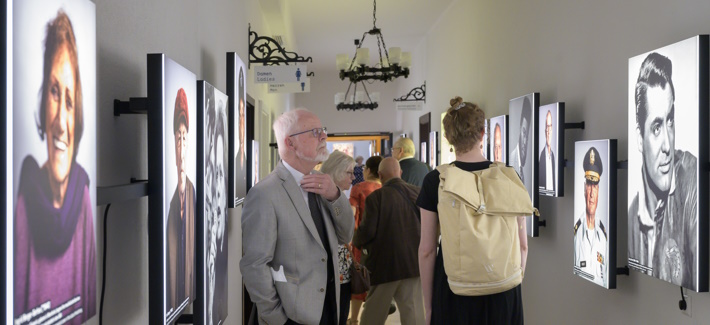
[273,108,312,156]
[320,150,355,184]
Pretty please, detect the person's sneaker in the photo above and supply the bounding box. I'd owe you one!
[388,302,397,315]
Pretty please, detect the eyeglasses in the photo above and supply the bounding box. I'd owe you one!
[289,127,327,138]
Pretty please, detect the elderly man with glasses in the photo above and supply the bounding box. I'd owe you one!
[241,108,354,325]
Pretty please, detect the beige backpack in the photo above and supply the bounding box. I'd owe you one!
[436,162,538,296]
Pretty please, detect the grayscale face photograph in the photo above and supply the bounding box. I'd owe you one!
[509,93,537,237]
[232,54,248,207]
[538,103,561,197]
[627,36,706,292]
[489,115,507,165]
[162,57,197,323]
[202,82,229,325]
[574,140,614,289]
[9,1,97,324]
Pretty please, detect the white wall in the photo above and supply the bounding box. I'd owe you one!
[404,0,710,324]
[94,0,291,323]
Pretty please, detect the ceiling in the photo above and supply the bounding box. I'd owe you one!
[258,0,455,74]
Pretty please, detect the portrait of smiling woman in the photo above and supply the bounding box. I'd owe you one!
[13,5,97,324]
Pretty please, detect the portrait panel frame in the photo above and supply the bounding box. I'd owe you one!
[489,115,508,165]
[509,93,539,237]
[147,53,198,324]
[538,102,565,197]
[573,139,617,289]
[7,1,98,323]
[626,35,708,292]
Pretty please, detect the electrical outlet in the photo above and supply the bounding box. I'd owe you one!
[682,293,692,317]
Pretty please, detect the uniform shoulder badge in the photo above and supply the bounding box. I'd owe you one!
[574,219,582,235]
[597,252,604,265]
[599,221,607,239]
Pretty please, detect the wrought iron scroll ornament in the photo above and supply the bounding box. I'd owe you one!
[248,24,314,76]
[394,82,426,102]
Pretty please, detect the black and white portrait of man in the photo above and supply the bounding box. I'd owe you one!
[627,36,704,291]
[509,93,538,237]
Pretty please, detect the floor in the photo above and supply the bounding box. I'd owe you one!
[348,302,402,325]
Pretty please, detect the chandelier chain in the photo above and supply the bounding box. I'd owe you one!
[373,0,377,28]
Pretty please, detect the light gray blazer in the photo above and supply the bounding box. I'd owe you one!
[240,161,354,325]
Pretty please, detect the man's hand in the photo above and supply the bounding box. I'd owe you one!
[301,174,340,201]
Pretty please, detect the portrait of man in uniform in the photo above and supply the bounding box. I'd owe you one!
[628,48,699,290]
[574,146,608,287]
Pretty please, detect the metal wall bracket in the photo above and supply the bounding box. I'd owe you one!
[617,160,628,169]
[617,266,630,276]
[564,121,585,130]
[114,97,148,116]
[97,180,148,206]
[248,24,313,76]
[394,82,426,103]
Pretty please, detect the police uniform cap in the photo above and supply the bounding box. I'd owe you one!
[583,147,603,184]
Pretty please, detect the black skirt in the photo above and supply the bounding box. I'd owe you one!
[432,245,524,325]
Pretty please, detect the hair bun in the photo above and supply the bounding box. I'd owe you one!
[450,96,463,108]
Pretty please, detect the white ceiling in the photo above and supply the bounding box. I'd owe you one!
[259,0,455,74]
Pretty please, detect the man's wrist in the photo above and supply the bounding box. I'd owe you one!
[326,187,341,202]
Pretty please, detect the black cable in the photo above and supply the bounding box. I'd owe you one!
[100,204,112,325]
[679,286,687,311]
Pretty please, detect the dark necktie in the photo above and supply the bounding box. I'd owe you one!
[307,192,336,325]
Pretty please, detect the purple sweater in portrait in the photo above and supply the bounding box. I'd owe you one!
[14,157,96,325]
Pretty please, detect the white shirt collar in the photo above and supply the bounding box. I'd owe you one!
[282,160,310,205]
[282,160,305,185]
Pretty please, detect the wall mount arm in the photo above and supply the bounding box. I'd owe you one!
[114,98,147,116]
[617,160,628,170]
[564,121,585,130]
[394,81,426,103]
[248,24,314,76]
[617,266,630,276]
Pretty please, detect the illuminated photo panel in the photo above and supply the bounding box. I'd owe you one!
[489,115,508,165]
[573,140,617,289]
[509,93,539,237]
[8,1,97,324]
[228,52,248,207]
[627,35,708,292]
[538,102,565,197]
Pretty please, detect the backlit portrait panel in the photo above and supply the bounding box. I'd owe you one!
[627,35,708,292]
[573,140,617,289]
[157,55,197,323]
[509,93,539,237]
[538,103,565,197]
[228,52,247,207]
[9,1,97,324]
[200,81,229,325]
[489,115,508,164]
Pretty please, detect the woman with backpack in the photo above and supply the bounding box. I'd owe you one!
[417,97,531,324]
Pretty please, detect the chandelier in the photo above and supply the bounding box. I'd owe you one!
[336,0,411,83]
[336,83,380,111]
